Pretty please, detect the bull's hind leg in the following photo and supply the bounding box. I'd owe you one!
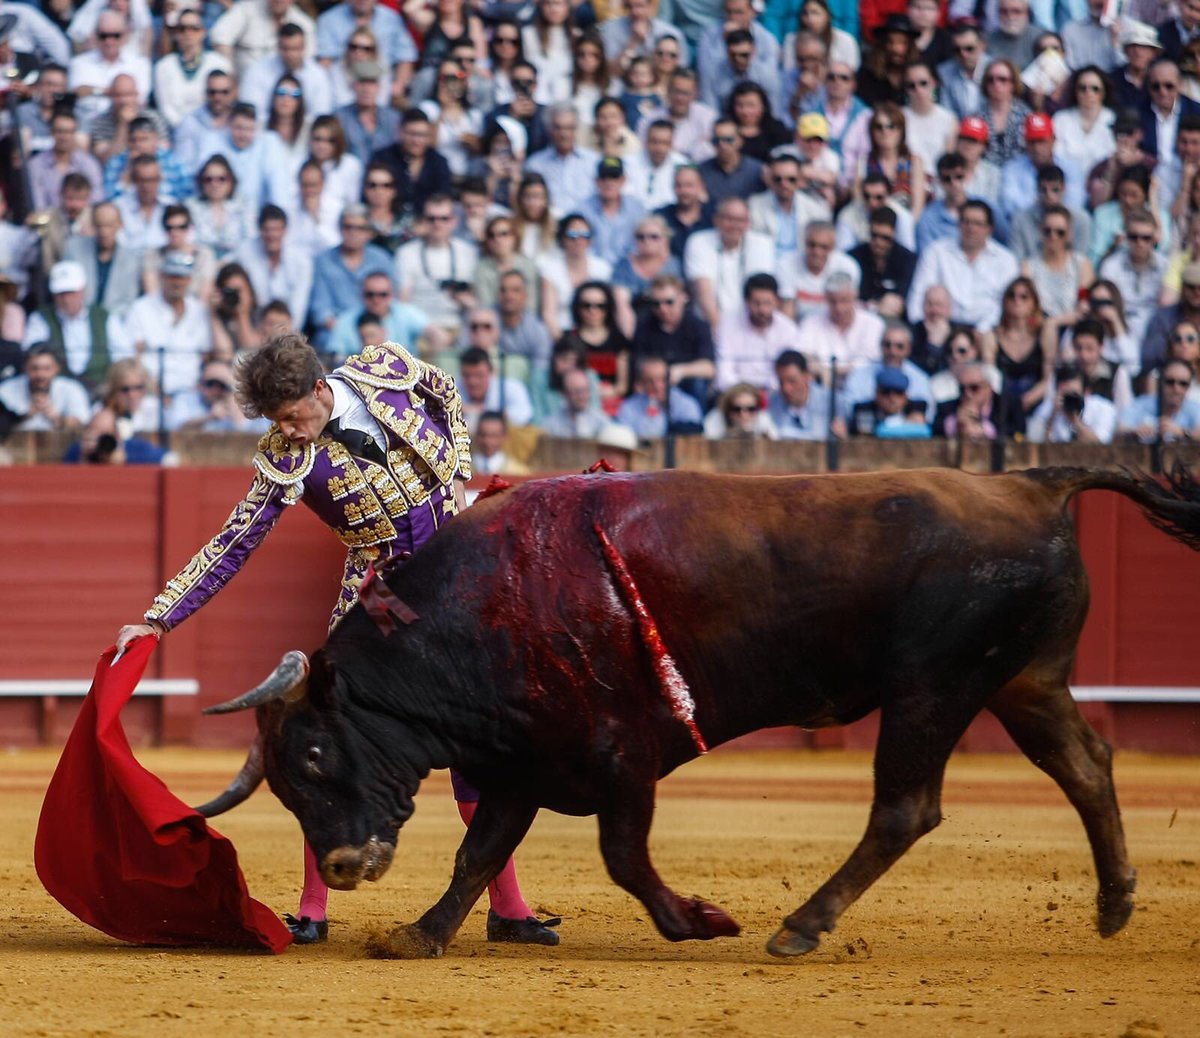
[988,668,1136,938]
[768,689,982,958]
[596,755,741,942]
[367,797,538,958]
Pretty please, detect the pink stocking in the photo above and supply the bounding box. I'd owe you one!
[456,800,532,920]
[298,841,329,921]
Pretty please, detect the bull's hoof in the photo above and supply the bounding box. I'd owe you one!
[687,899,741,940]
[364,923,444,959]
[766,925,821,958]
[1098,872,1137,938]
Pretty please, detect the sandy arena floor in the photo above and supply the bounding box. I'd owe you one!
[3,746,1198,1037]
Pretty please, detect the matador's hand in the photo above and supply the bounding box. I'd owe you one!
[116,622,163,652]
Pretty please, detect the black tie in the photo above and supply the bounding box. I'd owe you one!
[323,417,388,467]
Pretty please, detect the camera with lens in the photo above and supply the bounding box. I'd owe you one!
[513,81,531,98]
[1061,391,1085,417]
[87,433,119,464]
[219,285,241,310]
[439,279,470,294]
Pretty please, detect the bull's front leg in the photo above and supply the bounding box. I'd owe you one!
[366,796,537,959]
[596,763,741,942]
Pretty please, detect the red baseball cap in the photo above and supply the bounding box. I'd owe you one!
[958,116,989,142]
[1024,112,1054,141]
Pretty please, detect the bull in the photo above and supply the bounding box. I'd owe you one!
[199,465,1200,958]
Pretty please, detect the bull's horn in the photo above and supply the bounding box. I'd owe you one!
[203,650,310,715]
[194,733,264,818]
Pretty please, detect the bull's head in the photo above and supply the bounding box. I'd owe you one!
[196,650,418,890]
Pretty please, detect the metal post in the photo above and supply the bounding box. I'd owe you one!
[156,345,169,451]
[1152,359,1165,475]
[663,364,676,470]
[824,355,839,473]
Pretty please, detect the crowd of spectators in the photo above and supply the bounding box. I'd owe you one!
[2,0,1200,465]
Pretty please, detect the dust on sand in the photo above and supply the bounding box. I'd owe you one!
[3,747,1198,1037]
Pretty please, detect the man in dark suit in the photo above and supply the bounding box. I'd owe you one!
[1140,57,1200,163]
[480,60,548,156]
[368,108,452,223]
[1156,0,1200,59]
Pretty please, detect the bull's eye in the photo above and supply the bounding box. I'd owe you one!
[306,745,323,775]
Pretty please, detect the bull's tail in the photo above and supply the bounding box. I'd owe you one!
[1028,462,1200,551]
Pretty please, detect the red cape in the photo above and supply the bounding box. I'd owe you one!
[34,637,291,953]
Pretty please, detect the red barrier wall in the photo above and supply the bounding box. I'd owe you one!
[2,470,1199,751]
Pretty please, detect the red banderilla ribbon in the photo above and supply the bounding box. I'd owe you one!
[593,523,708,754]
[359,565,420,635]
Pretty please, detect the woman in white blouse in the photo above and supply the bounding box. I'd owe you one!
[522,0,575,105]
[419,60,484,178]
[1051,66,1116,183]
[307,115,364,213]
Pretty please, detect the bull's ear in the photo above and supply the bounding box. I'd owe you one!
[305,649,337,710]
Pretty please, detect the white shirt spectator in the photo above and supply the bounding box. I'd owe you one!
[122,293,213,396]
[241,55,334,122]
[210,0,315,77]
[902,103,959,175]
[0,373,91,430]
[394,237,479,329]
[152,51,233,127]
[536,250,613,333]
[624,149,689,210]
[796,307,886,371]
[1026,390,1117,443]
[714,309,802,390]
[114,197,168,253]
[68,48,152,103]
[1097,248,1168,347]
[1051,108,1116,183]
[0,1,71,64]
[784,250,860,319]
[906,237,1019,331]
[22,310,132,377]
[683,228,775,323]
[233,237,314,329]
[465,377,534,430]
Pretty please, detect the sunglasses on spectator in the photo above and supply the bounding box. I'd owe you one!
[275,85,303,98]
[341,223,371,232]
[441,71,466,82]
[826,71,852,81]
[166,221,190,231]
[870,229,895,242]
[1150,80,1177,91]
[202,174,229,182]
[203,379,232,391]
[348,42,376,51]
[1172,332,1199,342]
[1126,232,1154,242]
[1163,377,1192,387]
[713,134,738,144]
[207,87,232,96]
[579,299,608,309]
[882,339,908,349]
[469,321,496,330]
[564,228,592,240]
[1041,226,1067,237]
[655,48,679,57]
[1077,81,1103,93]
[951,344,974,355]
[366,179,394,189]
[905,78,931,88]
[311,134,335,143]
[940,173,965,183]
[635,231,663,240]
[118,384,146,392]
[495,35,519,44]
[955,43,978,54]
[961,382,987,392]
[651,297,677,308]
[177,22,203,32]
[363,290,391,298]
[776,175,799,184]
[98,31,123,39]
[872,121,897,131]
[512,78,536,90]
[487,227,513,237]
[728,403,758,413]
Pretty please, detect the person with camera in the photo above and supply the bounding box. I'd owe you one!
[394,192,478,341]
[0,343,90,439]
[1025,361,1117,443]
[208,262,260,359]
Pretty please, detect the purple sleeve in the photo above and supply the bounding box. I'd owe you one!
[144,472,292,631]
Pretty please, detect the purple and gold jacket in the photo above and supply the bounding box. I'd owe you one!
[145,341,472,632]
